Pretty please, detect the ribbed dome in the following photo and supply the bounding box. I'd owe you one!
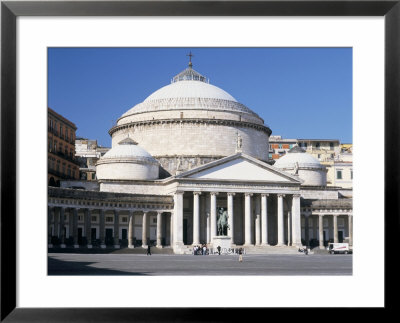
[143,80,237,102]
[274,146,327,186]
[274,147,322,169]
[96,137,159,181]
[118,65,263,119]
[102,137,156,161]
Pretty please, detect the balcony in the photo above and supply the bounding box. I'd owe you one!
[49,150,80,166]
[48,168,77,180]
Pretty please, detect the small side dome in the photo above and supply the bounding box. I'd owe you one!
[96,137,159,181]
[274,146,327,186]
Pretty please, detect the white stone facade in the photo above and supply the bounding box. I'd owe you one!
[52,63,352,254]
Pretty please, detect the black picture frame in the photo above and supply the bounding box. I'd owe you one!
[1,0,398,321]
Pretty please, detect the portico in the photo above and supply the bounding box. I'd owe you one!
[166,153,304,253]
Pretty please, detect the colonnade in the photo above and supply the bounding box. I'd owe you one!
[302,213,353,248]
[48,206,170,248]
[173,191,303,248]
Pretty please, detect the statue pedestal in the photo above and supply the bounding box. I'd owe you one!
[212,236,232,252]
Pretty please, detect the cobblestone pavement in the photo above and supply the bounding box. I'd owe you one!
[48,253,352,276]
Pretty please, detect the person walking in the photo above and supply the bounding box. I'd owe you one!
[238,247,243,262]
[217,245,221,255]
[147,244,151,256]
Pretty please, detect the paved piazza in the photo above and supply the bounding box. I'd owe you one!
[48,253,352,276]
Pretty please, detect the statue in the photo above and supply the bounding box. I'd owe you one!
[217,208,228,236]
[293,161,299,175]
[237,133,242,150]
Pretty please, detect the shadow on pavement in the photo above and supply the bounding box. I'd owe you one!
[48,256,150,276]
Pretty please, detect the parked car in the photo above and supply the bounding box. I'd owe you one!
[328,243,352,254]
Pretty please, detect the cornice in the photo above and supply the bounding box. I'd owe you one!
[109,118,272,136]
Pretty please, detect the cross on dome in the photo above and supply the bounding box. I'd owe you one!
[171,53,209,84]
[187,51,194,68]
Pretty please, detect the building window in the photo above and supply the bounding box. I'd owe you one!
[278,144,282,149]
[54,141,57,151]
[91,216,97,222]
[122,217,128,223]
[304,143,307,148]
[316,142,320,148]
[336,170,343,179]
[106,216,114,223]
[329,142,334,150]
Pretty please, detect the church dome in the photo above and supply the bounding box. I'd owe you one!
[102,137,155,160]
[109,58,272,176]
[118,65,262,122]
[96,137,159,181]
[143,80,237,102]
[274,146,327,186]
[274,146,322,169]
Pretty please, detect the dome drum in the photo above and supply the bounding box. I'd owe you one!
[96,158,159,181]
[110,122,270,175]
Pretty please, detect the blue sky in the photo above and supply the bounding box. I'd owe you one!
[48,47,352,147]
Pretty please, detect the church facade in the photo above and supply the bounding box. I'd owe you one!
[48,61,353,254]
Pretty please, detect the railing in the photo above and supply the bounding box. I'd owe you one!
[48,168,77,180]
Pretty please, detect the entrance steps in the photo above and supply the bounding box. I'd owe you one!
[243,245,300,255]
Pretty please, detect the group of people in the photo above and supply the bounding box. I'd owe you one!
[193,244,208,255]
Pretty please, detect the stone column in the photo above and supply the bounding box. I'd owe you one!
[277,194,285,246]
[261,194,269,246]
[170,212,174,246]
[192,192,201,245]
[255,195,261,246]
[173,191,184,247]
[210,192,218,240]
[85,209,92,248]
[200,195,206,243]
[48,206,53,247]
[99,209,106,248]
[304,214,310,247]
[348,214,353,246]
[113,209,120,248]
[142,211,148,248]
[72,208,79,248]
[156,211,163,248]
[244,193,253,246]
[206,195,211,243]
[291,194,302,247]
[333,214,339,243]
[54,207,59,239]
[287,210,291,246]
[319,214,324,249]
[312,214,318,241]
[59,207,65,247]
[128,210,134,248]
[227,193,235,244]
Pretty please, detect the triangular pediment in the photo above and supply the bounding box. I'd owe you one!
[174,153,301,184]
